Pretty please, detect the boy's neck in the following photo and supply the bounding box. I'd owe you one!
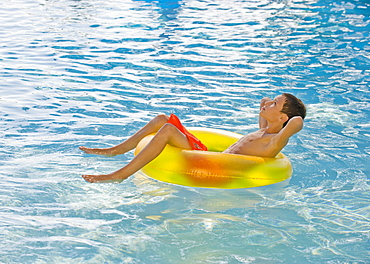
[263,122,284,134]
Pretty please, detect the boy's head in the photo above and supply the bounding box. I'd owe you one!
[280,93,306,127]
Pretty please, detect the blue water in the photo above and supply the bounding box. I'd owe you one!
[1,0,369,263]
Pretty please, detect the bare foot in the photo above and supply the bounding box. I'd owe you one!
[79,146,117,157]
[82,173,129,183]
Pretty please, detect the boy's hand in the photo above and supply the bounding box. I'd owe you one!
[260,97,271,108]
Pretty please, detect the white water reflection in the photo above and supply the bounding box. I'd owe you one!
[0,0,369,263]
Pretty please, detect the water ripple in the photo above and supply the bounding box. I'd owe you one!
[1,0,369,263]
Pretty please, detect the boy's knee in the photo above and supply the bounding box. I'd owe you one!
[155,114,169,123]
[161,123,176,132]
[158,123,178,137]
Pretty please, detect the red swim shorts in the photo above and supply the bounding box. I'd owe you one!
[167,114,208,151]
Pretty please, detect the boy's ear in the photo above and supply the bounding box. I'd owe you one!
[280,113,289,123]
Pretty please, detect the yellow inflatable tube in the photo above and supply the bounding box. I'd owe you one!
[134,128,292,189]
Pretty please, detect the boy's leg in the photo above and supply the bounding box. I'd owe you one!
[79,114,169,156]
[82,123,192,183]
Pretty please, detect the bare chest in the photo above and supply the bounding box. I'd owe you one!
[223,131,275,156]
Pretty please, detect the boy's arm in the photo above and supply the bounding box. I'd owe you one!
[271,116,304,152]
[259,97,271,129]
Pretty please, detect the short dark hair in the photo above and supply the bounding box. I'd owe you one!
[280,93,306,127]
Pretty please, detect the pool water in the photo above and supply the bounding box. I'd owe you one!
[1,0,369,263]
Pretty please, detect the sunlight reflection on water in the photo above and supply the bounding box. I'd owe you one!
[0,0,369,263]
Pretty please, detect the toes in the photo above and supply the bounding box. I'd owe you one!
[82,175,94,183]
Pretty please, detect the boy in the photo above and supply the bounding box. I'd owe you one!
[80,93,306,183]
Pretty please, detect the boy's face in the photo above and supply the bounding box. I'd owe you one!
[260,94,288,122]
